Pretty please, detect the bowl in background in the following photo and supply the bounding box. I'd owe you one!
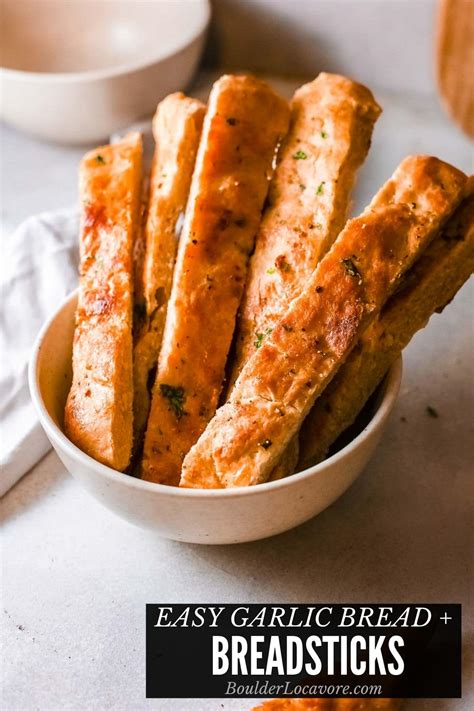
[0,0,210,144]
[29,291,402,544]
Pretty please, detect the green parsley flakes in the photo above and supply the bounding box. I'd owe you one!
[321,131,328,139]
[341,258,362,283]
[254,328,273,349]
[266,267,276,275]
[159,384,187,419]
[293,150,308,160]
[316,181,325,195]
[95,154,106,165]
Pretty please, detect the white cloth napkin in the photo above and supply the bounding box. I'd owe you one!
[1,208,79,495]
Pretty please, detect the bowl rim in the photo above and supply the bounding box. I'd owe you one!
[0,0,210,83]
[29,289,402,499]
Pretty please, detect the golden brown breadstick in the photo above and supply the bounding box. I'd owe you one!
[141,75,290,485]
[298,190,474,467]
[230,73,381,388]
[64,133,142,470]
[180,156,467,488]
[133,94,205,446]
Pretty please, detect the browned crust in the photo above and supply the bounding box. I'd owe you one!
[268,435,299,481]
[230,73,381,388]
[232,72,381,482]
[64,133,142,471]
[132,94,205,447]
[298,190,474,467]
[180,156,467,488]
[141,75,290,485]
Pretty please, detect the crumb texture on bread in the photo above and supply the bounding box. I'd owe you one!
[141,75,290,485]
[133,94,205,446]
[268,434,300,481]
[230,72,381,389]
[64,133,142,471]
[181,156,467,488]
[299,190,474,466]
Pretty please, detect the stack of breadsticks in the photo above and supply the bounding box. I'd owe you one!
[64,73,473,488]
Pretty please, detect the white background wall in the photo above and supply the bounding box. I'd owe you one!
[207,0,438,94]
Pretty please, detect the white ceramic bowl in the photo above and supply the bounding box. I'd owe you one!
[0,0,210,144]
[29,291,402,544]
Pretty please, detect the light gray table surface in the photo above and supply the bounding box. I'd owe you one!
[1,77,473,711]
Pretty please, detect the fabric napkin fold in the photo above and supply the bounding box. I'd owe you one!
[1,208,79,496]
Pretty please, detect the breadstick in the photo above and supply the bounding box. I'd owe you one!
[64,133,142,470]
[230,73,381,388]
[133,94,205,446]
[180,156,467,488]
[234,73,381,481]
[268,435,300,481]
[298,189,474,467]
[141,75,290,485]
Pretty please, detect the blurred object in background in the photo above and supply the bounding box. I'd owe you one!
[0,0,210,144]
[206,0,474,138]
[205,0,437,94]
[436,0,474,138]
